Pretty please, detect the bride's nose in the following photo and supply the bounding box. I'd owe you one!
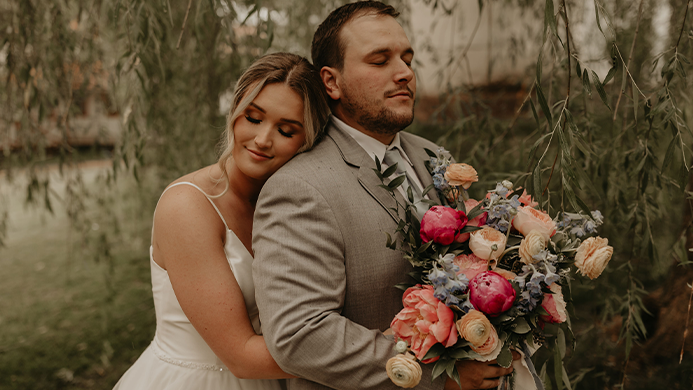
[254,127,272,149]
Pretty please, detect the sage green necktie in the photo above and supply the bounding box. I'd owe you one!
[383,147,428,219]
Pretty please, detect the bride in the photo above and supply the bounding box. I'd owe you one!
[113,52,330,389]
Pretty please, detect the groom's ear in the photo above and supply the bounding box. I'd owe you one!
[320,67,341,101]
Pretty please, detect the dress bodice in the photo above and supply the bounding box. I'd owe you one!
[113,181,280,390]
[149,227,260,369]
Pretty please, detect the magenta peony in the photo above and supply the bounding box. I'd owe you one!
[468,271,517,317]
[455,199,488,243]
[390,285,458,362]
[420,206,468,245]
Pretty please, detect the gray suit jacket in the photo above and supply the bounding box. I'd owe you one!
[253,120,445,390]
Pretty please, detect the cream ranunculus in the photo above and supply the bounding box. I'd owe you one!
[455,310,492,347]
[386,353,422,388]
[574,236,613,279]
[444,163,478,189]
[469,226,507,261]
[512,206,556,239]
[519,230,547,264]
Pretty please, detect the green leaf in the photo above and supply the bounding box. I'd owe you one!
[533,163,543,206]
[554,340,564,390]
[544,0,557,40]
[382,163,398,178]
[536,82,552,126]
[448,348,473,359]
[632,79,639,122]
[582,70,592,97]
[592,70,611,110]
[662,134,678,172]
[575,61,581,78]
[424,148,437,158]
[603,62,617,84]
[388,175,406,190]
[620,65,628,93]
[423,343,446,361]
[529,98,541,127]
[512,317,532,334]
[431,358,449,380]
[593,0,605,37]
[497,344,513,368]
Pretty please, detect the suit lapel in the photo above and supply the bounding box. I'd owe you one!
[400,133,441,205]
[327,122,405,222]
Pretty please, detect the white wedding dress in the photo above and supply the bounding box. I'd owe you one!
[113,182,282,390]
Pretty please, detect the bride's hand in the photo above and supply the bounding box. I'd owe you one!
[383,328,394,336]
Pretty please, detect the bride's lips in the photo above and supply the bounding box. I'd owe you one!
[246,148,272,161]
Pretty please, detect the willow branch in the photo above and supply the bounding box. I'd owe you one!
[542,0,571,196]
[675,0,692,50]
[176,0,194,50]
[613,0,645,121]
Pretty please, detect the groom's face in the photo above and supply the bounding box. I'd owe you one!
[336,14,416,138]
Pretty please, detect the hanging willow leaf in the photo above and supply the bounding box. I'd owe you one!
[632,79,639,122]
[533,164,543,206]
[582,69,592,97]
[536,82,552,125]
[529,98,541,127]
[592,70,611,110]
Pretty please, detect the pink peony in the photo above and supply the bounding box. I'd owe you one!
[455,199,488,243]
[420,206,468,246]
[540,283,567,324]
[517,189,539,208]
[512,206,556,239]
[468,271,517,317]
[391,285,458,362]
[454,253,488,282]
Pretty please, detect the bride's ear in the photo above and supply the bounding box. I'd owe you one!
[320,67,341,101]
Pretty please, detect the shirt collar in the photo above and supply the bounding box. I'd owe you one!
[331,115,413,167]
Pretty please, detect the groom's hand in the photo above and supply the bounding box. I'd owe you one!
[443,351,521,390]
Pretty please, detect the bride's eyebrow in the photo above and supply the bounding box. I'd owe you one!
[249,102,303,128]
[249,102,266,113]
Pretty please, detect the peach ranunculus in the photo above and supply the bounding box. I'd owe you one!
[540,283,568,324]
[512,206,556,239]
[456,310,492,348]
[455,199,488,243]
[574,237,613,279]
[386,353,422,388]
[444,163,478,189]
[454,253,488,281]
[390,285,458,362]
[518,230,547,265]
[469,226,507,261]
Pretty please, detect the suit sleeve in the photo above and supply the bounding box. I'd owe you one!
[252,172,445,390]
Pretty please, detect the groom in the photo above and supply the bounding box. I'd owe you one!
[253,2,514,389]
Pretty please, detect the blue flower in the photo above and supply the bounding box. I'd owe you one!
[427,267,448,285]
[495,182,509,197]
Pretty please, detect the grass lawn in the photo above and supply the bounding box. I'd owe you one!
[0,162,158,389]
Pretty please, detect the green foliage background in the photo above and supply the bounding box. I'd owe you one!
[1,0,692,388]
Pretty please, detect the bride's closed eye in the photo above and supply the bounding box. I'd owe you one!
[245,115,261,124]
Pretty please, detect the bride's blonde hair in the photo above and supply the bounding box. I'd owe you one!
[215,53,329,195]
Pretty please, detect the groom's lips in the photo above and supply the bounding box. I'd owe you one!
[388,90,413,99]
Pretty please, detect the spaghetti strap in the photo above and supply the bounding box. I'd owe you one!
[160,182,230,231]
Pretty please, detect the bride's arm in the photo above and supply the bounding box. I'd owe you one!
[152,184,293,380]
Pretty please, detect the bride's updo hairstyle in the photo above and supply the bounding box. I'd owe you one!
[216,52,329,191]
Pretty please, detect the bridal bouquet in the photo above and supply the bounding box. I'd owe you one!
[378,148,614,389]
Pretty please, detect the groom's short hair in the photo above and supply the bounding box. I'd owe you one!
[311,1,399,72]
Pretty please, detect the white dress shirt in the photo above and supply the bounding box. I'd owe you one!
[331,115,425,195]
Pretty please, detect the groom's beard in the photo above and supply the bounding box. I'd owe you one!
[341,84,415,136]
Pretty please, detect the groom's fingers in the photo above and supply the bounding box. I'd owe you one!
[485,363,514,378]
[478,378,502,389]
